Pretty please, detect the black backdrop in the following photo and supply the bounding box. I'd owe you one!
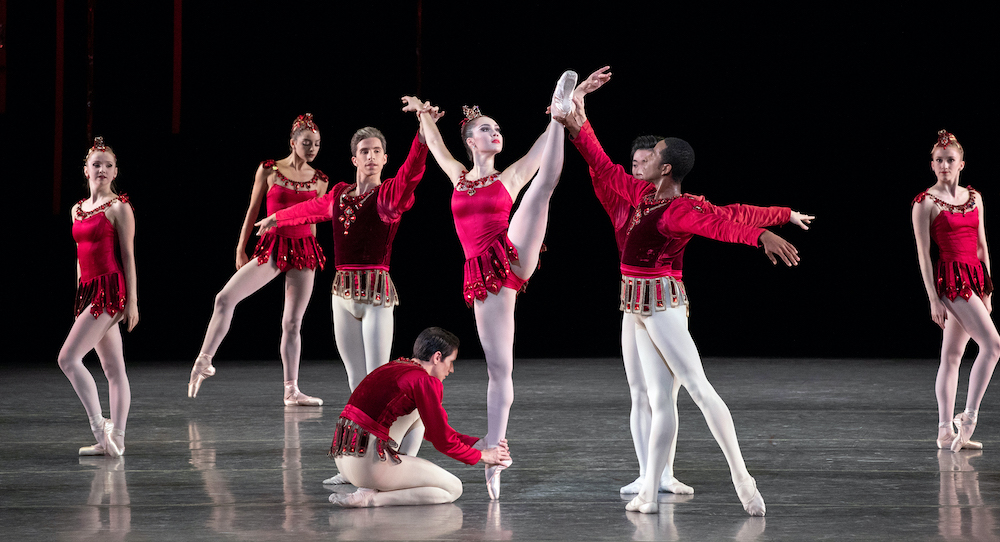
[8,2,1000,364]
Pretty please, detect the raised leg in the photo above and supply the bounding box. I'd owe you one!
[507,120,564,281]
[198,259,283,358]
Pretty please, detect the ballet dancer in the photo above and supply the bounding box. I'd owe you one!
[416,70,578,499]
[912,129,997,452]
[59,136,138,458]
[559,67,814,516]
[329,327,511,507]
[255,99,441,483]
[188,114,328,406]
[589,130,692,495]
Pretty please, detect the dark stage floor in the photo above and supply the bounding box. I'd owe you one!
[1,357,997,541]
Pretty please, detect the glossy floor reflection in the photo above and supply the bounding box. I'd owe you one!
[1,358,997,540]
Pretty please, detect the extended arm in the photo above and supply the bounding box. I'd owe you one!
[669,199,801,266]
[237,165,270,269]
[377,131,429,221]
[108,200,139,331]
[911,199,947,328]
[413,378,486,465]
[410,98,466,186]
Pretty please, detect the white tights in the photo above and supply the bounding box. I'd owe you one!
[623,312,681,482]
[198,259,315,382]
[632,305,751,503]
[936,295,1000,426]
[58,308,131,434]
[334,418,463,506]
[477,119,564,448]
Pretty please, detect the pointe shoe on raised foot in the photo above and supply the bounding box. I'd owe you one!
[486,459,512,501]
[937,420,982,450]
[736,477,766,516]
[550,70,579,118]
[661,476,694,495]
[329,487,378,508]
[620,476,643,495]
[283,381,323,406]
[322,473,349,485]
[625,494,659,514]
[188,354,215,398]
[79,418,111,456]
[105,425,125,458]
[951,412,980,452]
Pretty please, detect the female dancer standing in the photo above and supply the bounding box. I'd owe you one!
[417,71,577,498]
[59,137,138,457]
[188,114,328,406]
[912,129,998,452]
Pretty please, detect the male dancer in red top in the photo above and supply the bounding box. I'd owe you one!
[328,327,510,507]
[257,98,443,482]
[589,133,692,496]
[559,67,813,516]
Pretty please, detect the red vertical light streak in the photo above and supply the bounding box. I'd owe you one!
[172,0,182,134]
[86,0,94,141]
[54,0,65,214]
[415,0,422,97]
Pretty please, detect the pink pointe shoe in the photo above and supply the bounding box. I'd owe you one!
[79,417,111,456]
[550,70,579,119]
[188,354,215,398]
[486,459,512,500]
[104,424,125,458]
[283,381,323,406]
[937,420,982,450]
[951,412,981,452]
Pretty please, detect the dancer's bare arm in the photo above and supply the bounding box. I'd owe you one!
[976,193,993,313]
[108,200,139,331]
[237,166,270,269]
[911,199,948,328]
[410,98,465,186]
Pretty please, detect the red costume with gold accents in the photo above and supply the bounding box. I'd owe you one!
[252,160,327,272]
[274,134,428,305]
[73,194,131,318]
[913,187,993,301]
[331,358,481,465]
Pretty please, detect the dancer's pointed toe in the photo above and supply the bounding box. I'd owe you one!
[188,354,215,398]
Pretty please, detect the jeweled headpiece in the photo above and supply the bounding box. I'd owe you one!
[937,129,957,149]
[459,105,482,129]
[84,136,115,163]
[291,113,319,137]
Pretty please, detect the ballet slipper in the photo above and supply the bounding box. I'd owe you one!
[329,487,378,508]
[79,417,111,456]
[322,473,349,485]
[486,458,512,501]
[283,381,323,406]
[620,476,644,495]
[935,420,980,449]
[625,494,659,514]
[736,477,766,517]
[105,425,125,458]
[188,353,215,398]
[550,70,579,118]
[660,476,694,495]
[951,412,980,452]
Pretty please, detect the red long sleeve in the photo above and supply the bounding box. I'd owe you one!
[274,188,338,227]
[572,121,650,207]
[663,197,770,247]
[376,133,428,222]
[409,376,481,465]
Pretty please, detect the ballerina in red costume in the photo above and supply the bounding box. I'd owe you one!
[59,137,138,458]
[416,71,579,499]
[188,114,328,406]
[912,130,998,452]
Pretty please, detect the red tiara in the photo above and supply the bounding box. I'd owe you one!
[292,113,319,135]
[937,129,956,149]
[459,105,482,129]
